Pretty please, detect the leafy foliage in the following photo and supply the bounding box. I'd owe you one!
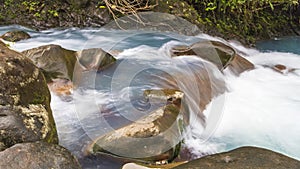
[184,0,300,43]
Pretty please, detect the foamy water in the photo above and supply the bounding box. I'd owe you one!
[185,51,300,160]
[3,25,300,164]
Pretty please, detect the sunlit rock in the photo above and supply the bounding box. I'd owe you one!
[0,30,31,42]
[173,147,300,169]
[0,142,81,169]
[0,45,58,151]
[22,44,77,82]
[87,89,187,163]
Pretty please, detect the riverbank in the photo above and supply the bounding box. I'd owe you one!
[0,0,299,45]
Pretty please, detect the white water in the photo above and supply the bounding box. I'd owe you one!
[185,51,300,160]
[3,26,300,162]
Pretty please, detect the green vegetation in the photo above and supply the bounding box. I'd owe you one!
[0,0,299,44]
[182,0,300,44]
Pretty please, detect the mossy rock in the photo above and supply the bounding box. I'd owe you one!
[0,45,58,150]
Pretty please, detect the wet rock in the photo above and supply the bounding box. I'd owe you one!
[75,48,116,71]
[48,78,73,102]
[0,30,31,42]
[226,54,255,75]
[274,64,287,71]
[173,147,300,169]
[0,142,81,169]
[73,48,117,88]
[22,44,77,82]
[262,64,298,75]
[22,45,117,83]
[171,40,254,74]
[172,41,234,70]
[87,89,186,163]
[0,45,58,150]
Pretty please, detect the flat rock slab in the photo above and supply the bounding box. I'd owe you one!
[174,146,300,169]
[0,142,81,169]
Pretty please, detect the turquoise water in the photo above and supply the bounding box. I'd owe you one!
[256,36,300,55]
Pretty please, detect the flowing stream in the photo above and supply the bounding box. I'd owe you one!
[1,25,300,168]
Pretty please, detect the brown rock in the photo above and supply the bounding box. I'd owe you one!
[174,147,300,169]
[87,89,186,163]
[22,44,77,82]
[226,54,255,75]
[171,40,254,75]
[0,30,31,42]
[75,48,116,71]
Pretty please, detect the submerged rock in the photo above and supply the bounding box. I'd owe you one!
[87,89,187,163]
[171,40,254,74]
[0,45,58,150]
[0,142,81,169]
[0,30,31,42]
[173,147,300,169]
[22,44,77,82]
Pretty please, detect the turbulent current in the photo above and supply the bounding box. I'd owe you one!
[1,25,300,168]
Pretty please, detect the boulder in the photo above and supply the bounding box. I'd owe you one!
[87,89,187,163]
[0,45,58,150]
[0,142,81,169]
[173,147,300,169]
[226,54,255,75]
[22,44,77,82]
[72,48,117,88]
[22,45,117,83]
[171,40,254,74]
[0,30,31,42]
[75,48,116,71]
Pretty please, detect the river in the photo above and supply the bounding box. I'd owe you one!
[1,25,300,169]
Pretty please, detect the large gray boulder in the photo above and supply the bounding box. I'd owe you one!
[0,141,81,169]
[0,44,58,151]
[87,89,187,163]
[174,147,300,169]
